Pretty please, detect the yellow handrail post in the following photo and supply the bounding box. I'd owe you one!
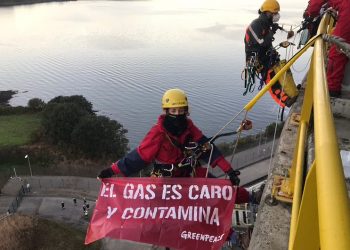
[288,121,307,248]
[313,13,350,250]
[291,162,320,250]
[288,57,315,248]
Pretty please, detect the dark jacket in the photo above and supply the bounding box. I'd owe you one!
[244,13,275,66]
[113,115,231,177]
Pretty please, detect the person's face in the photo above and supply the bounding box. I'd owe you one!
[167,107,187,115]
[272,12,280,23]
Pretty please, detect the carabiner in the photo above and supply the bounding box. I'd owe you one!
[163,164,174,172]
[185,142,198,150]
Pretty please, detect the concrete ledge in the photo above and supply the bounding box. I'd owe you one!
[331,98,350,119]
[249,84,306,250]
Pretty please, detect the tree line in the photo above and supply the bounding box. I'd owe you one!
[30,95,129,159]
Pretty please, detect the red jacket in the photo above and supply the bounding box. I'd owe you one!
[304,0,350,92]
[112,115,231,176]
[305,0,345,18]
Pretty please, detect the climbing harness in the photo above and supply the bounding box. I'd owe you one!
[150,120,252,178]
[242,53,263,96]
[243,32,299,109]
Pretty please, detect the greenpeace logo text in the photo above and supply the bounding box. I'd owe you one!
[180,231,224,243]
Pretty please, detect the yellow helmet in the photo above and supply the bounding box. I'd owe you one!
[162,88,188,109]
[260,0,280,13]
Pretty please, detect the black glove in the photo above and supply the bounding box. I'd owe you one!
[271,23,279,34]
[98,167,114,179]
[227,169,240,186]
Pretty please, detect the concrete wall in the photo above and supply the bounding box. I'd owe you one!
[248,83,306,250]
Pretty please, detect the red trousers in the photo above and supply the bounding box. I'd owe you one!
[327,6,350,92]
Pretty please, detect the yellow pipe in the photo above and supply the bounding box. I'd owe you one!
[244,35,318,111]
[313,14,350,250]
[288,121,308,249]
[289,59,314,192]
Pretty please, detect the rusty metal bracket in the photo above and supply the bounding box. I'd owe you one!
[267,174,294,205]
[290,112,301,126]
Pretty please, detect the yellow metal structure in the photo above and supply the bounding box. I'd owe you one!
[270,65,314,206]
[242,11,350,250]
[245,35,318,205]
[311,14,350,250]
[288,54,315,247]
[291,162,320,250]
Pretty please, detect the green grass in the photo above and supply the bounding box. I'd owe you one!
[0,113,41,147]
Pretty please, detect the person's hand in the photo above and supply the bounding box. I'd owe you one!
[325,8,338,20]
[227,169,240,186]
[287,30,294,39]
[98,167,114,179]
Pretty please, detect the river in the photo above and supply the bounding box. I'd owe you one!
[0,0,311,147]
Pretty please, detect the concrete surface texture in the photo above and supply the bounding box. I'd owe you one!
[249,82,306,250]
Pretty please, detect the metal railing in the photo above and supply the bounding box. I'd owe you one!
[241,11,350,250]
[253,12,350,250]
[289,12,350,250]
[5,182,28,215]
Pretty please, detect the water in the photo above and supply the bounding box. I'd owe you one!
[0,0,311,147]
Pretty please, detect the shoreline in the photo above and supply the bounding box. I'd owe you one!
[0,0,75,7]
[0,90,17,106]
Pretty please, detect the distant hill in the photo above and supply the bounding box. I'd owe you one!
[0,0,75,7]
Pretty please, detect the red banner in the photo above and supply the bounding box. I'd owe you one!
[85,177,236,250]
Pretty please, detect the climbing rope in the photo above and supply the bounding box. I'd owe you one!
[267,35,291,175]
[229,111,248,165]
[291,31,312,73]
[322,34,350,58]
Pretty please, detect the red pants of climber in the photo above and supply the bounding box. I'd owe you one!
[327,4,350,92]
